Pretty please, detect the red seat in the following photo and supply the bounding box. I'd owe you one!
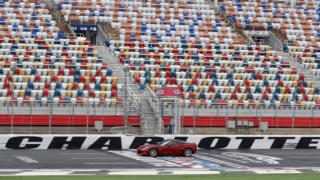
[58,68,65,75]
[79,75,85,83]
[7,89,13,96]
[111,84,117,90]
[44,82,50,89]
[101,75,106,83]
[51,75,57,82]
[111,90,117,97]
[89,89,95,97]
[6,75,12,81]
[3,81,9,89]
[42,89,49,97]
[83,83,89,90]
[96,69,101,76]
[72,82,78,90]
[102,63,107,70]
[14,67,20,74]
[35,75,41,82]
[90,76,96,83]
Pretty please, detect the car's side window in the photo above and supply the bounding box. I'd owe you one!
[169,141,181,146]
[175,141,182,145]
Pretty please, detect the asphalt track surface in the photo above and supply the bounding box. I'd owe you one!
[1,149,320,175]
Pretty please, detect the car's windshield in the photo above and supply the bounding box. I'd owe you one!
[159,140,171,146]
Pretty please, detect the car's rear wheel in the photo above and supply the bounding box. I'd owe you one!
[183,148,193,157]
[149,149,158,157]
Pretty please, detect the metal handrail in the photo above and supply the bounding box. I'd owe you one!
[127,86,141,113]
[269,31,284,52]
[3,98,320,111]
[145,86,159,113]
[145,86,164,134]
[284,52,319,81]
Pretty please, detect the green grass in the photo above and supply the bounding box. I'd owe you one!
[1,174,320,180]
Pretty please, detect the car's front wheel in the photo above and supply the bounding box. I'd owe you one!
[149,149,158,157]
[183,148,193,157]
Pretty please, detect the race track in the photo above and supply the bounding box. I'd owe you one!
[0,149,320,175]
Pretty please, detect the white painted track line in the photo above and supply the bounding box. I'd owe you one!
[264,153,320,155]
[253,169,302,174]
[60,153,105,155]
[173,171,221,175]
[72,157,121,160]
[83,163,138,165]
[15,156,38,164]
[15,171,71,176]
[108,171,159,175]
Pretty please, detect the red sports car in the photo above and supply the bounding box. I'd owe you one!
[136,139,197,157]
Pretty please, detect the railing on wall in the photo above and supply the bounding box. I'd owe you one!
[160,102,320,134]
[0,100,320,134]
[162,102,320,124]
[0,100,141,134]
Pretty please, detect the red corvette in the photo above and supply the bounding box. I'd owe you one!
[136,139,197,157]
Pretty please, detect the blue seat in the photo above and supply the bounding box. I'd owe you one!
[140,84,145,90]
[255,86,261,93]
[31,68,37,75]
[95,83,101,90]
[54,90,61,97]
[25,90,32,96]
[27,82,34,90]
[0,18,4,25]
[77,90,83,97]
[199,93,205,99]
[35,95,41,103]
[106,70,113,76]
[55,82,62,90]
[74,75,80,83]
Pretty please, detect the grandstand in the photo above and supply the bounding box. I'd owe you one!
[0,0,319,135]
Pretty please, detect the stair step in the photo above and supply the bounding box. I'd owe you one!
[96,40,160,135]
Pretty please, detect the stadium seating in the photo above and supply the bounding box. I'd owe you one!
[221,0,320,78]
[221,0,320,46]
[0,0,318,128]
[0,36,120,105]
[0,0,63,38]
[54,0,320,108]
[0,0,121,106]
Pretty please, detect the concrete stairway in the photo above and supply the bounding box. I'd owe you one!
[99,23,120,41]
[283,52,320,87]
[46,0,75,38]
[271,30,287,43]
[140,91,160,135]
[95,46,139,123]
[96,46,160,135]
[212,2,254,44]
